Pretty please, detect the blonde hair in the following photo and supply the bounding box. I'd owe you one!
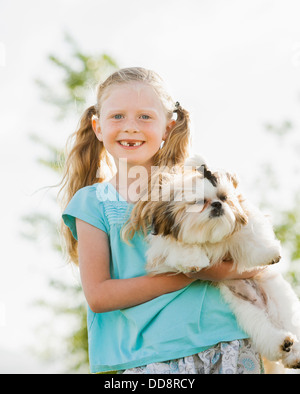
[59,67,190,264]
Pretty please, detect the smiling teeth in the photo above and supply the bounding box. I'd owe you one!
[119,141,143,146]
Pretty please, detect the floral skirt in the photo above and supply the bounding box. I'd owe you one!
[122,339,264,374]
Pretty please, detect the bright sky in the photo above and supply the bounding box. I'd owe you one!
[0,0,300,372]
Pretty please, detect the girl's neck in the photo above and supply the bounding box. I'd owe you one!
[110,160,153,204]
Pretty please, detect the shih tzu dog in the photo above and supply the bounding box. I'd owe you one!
[125,155,300,369]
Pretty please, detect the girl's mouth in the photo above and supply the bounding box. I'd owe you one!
[118,140,145,149]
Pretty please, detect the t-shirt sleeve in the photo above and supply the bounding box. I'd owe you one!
[62,185,109,240]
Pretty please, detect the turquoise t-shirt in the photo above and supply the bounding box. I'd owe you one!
[62,182,248,373]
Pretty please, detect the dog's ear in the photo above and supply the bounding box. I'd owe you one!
[236,209,248,225]
[198,164,218,187]
[151,202,180,239]
[151,208,162,236]
[226,172,239,188]
[226,193,248,226]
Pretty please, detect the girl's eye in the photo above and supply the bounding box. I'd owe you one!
[113,114,123,119]
[140,114,150,120]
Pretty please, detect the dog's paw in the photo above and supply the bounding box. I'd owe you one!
[186,266,202,273]
[291,361,300,369]
[256,242,282,267]
[177,257,210,274]
[269,255,281,265]
[175,265,202,274]
[282,340,300,369]
[281,336,294,353]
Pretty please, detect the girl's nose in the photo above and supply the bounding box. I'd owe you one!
[123,118,139,133]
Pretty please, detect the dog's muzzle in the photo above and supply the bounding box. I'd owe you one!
[210,201,224,218]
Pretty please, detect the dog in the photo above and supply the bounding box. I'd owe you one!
[126,156,300,369]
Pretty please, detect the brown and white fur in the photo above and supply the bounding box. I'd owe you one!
[126,156,300,369]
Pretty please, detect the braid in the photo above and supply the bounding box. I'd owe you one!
[153,103,190,167]
[58,105,113,264]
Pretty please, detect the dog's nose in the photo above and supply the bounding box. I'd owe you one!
[211,201,222,210]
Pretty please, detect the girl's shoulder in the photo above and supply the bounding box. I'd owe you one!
[62,183,111,239]
[71,182,126,204]
[95,182,127,204]
[63,182,131,240]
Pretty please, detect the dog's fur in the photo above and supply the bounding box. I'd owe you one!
[128,156,300,368]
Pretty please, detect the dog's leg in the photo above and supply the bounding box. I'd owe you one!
[228,214,282,272]
[256,268,300,335]
[255,268,300,369]
[146,235,210,274]
[220,280,296,362]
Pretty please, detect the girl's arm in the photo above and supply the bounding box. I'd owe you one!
[76,219,195,313]
[185,261,264,281]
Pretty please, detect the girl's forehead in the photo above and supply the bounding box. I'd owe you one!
[100,82,164,112]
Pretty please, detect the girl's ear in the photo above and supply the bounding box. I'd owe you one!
[163,119,176,141]
[92,115,103,141]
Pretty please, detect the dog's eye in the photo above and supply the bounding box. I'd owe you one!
[219,195,227,202]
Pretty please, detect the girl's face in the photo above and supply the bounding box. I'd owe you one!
[93,82,174,171]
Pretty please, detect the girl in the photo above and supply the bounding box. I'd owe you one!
[60,67,264,374]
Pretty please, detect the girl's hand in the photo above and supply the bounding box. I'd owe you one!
[184,260,266,282]
[153,272,197,289]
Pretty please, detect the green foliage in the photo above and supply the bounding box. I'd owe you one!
[28,133,65,174]
[274,197,300,296]
[275,204,300,261]
[264,120,294,137]
[35,32,118,119]
[263,120,300,296]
